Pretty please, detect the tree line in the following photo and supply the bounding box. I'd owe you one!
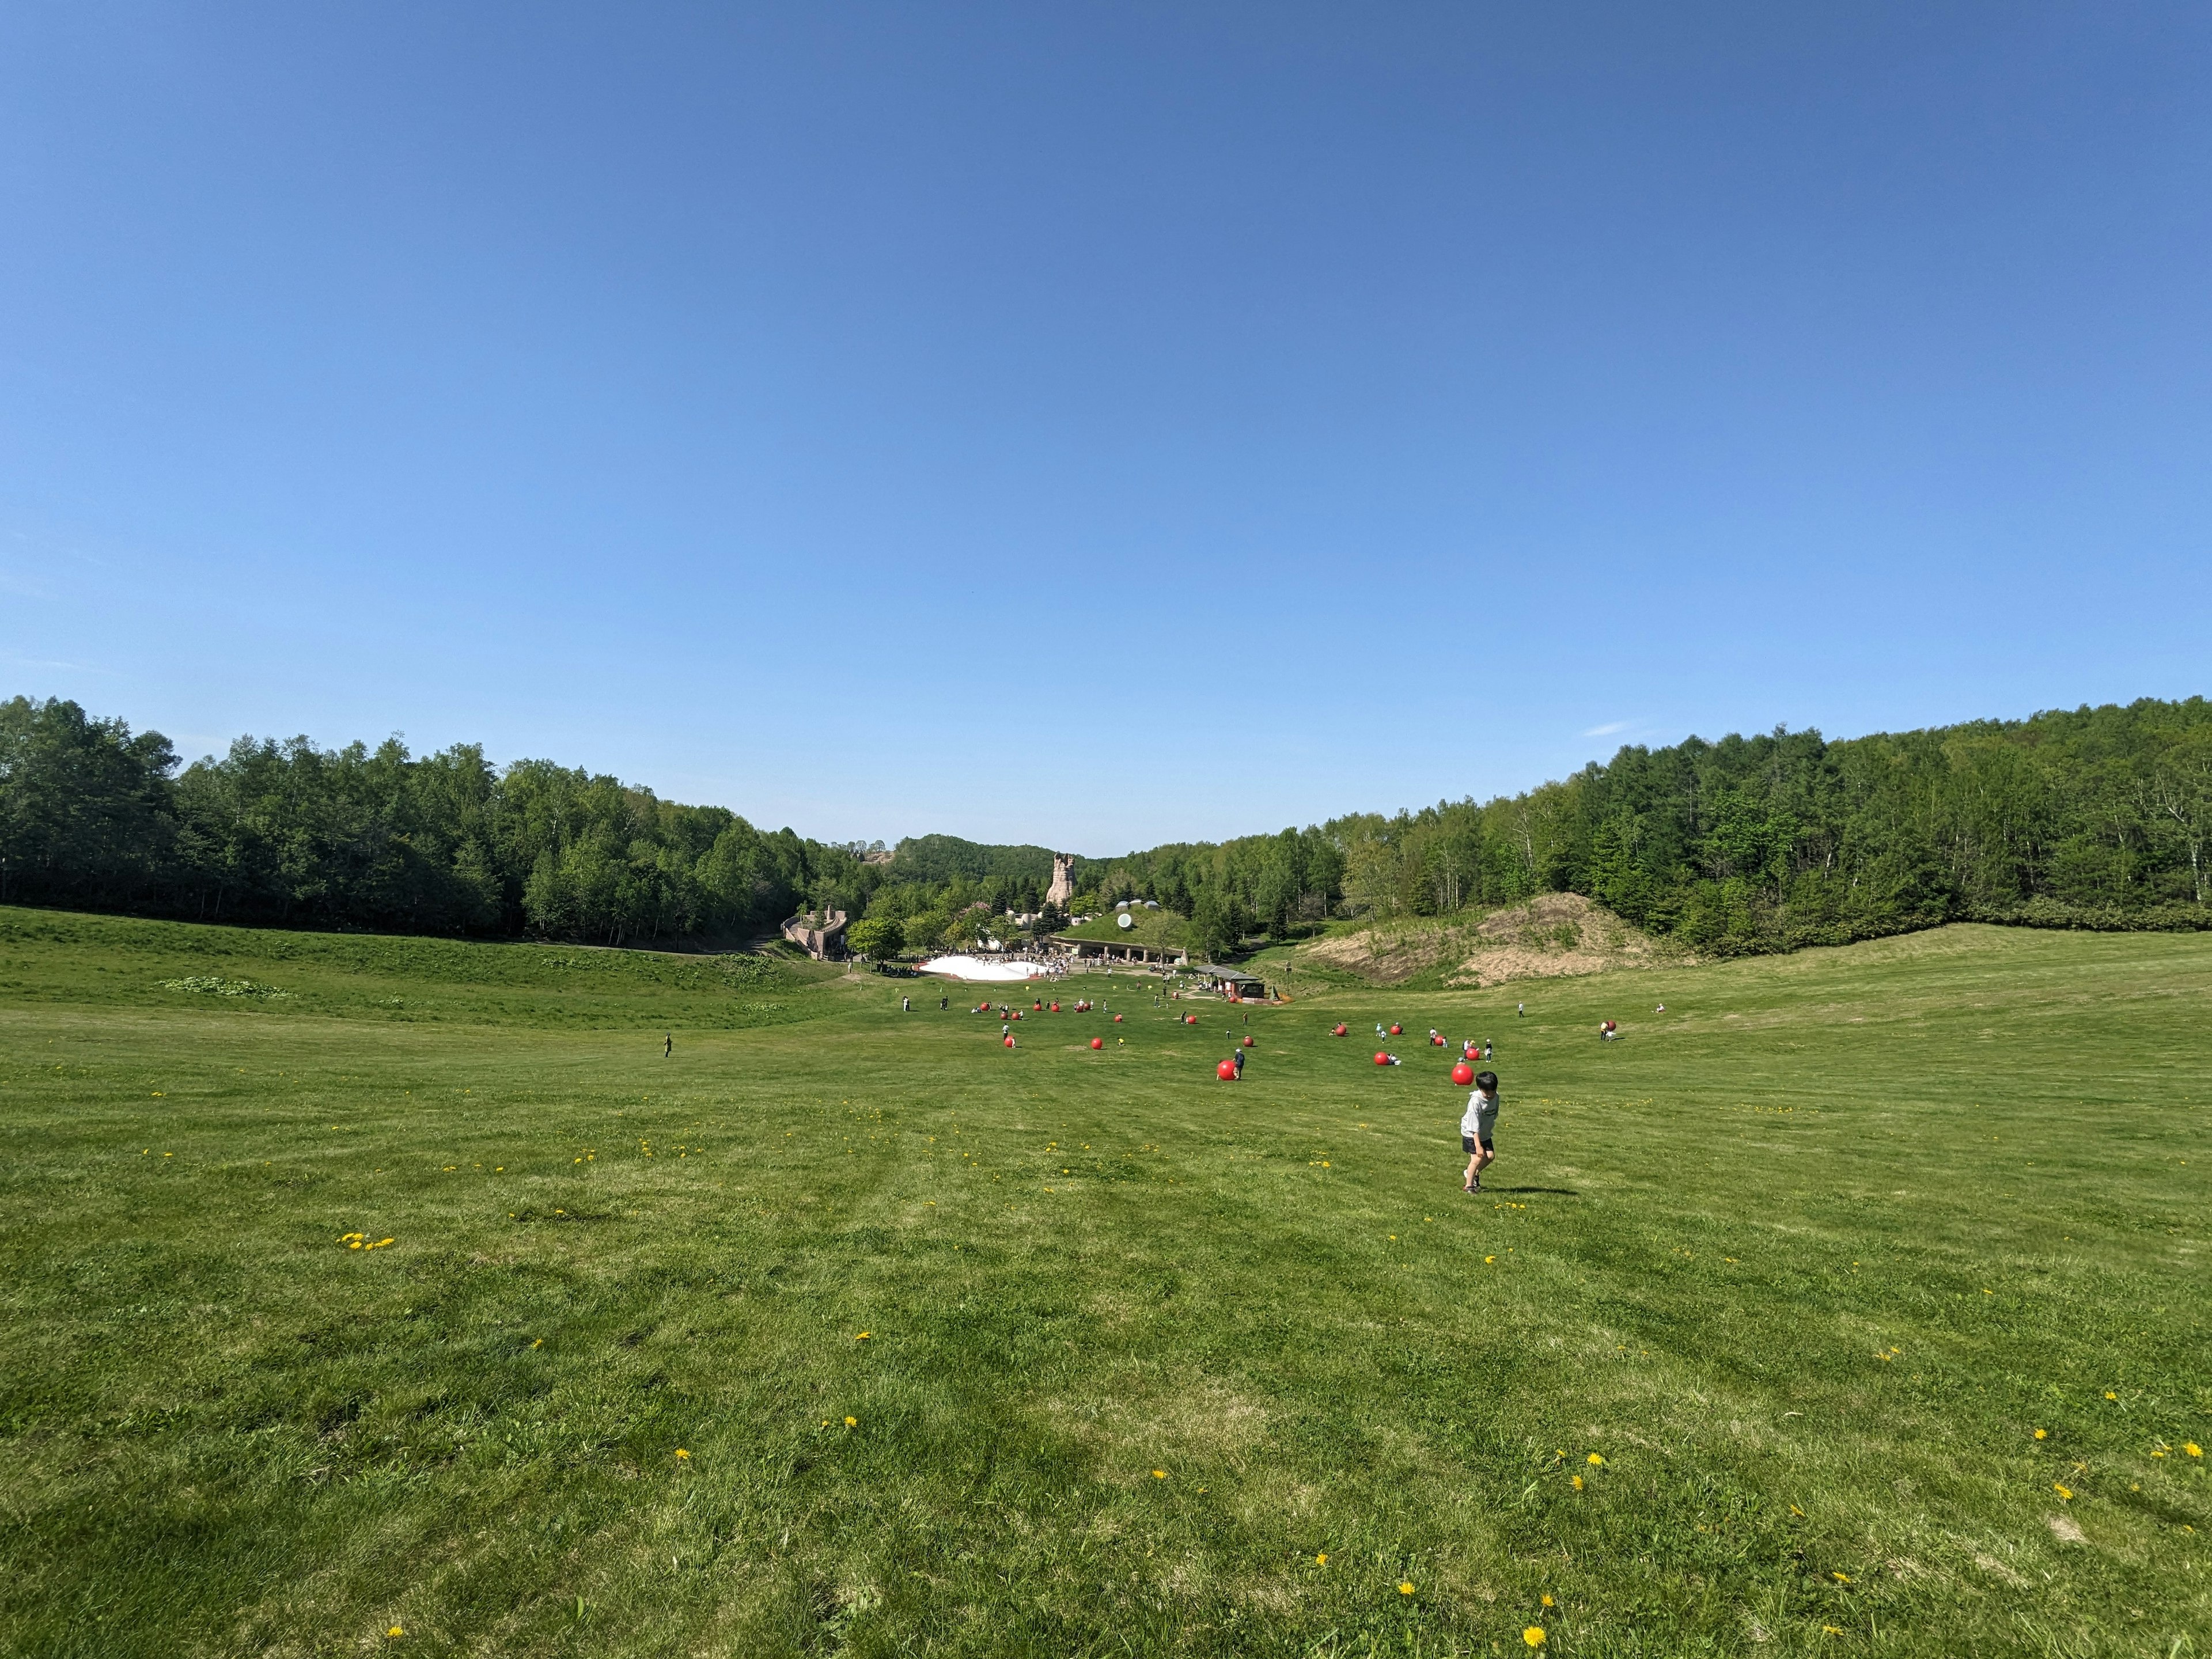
[1043,696,2210,958]
[0,696,860,945]
[7,691,2208,956]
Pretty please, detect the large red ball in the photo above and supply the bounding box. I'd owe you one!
[1217,1059,1237,1080]
[1114,1014,1123,1022]
[1452,1062,1475,1086]
[1243,1035,1254,1046]
[1090,1037,1104,1050]
[1003,1035,1015,1047]
[1374,1051,1389,1066]
[1389,1024,1402,1036]
[1333,1024,1347,1036]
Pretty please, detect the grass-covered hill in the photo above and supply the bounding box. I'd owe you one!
[1054,906,1190,953]
[3,904,2205,1654]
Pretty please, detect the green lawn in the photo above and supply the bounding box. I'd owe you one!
[2,907,2206,1657]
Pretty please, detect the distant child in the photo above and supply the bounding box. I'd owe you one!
[1232,1047,1245,1078]
[1461,1070,1499,1193]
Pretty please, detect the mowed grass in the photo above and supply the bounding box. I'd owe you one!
[1,909,2206,1658]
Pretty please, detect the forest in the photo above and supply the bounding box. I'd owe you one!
[5,693,2209,957]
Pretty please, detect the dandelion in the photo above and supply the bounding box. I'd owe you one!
[1541,1594,1554,1607]
[855,1331,870,1340]
[2034,1428,2047,1440]
[1152,1469,1166,1479]
[674,1449,689,1460]
[1524,1628,1547,1648]
[1586,1453,1604,1466]
[1486,1255,1496,1264]
[1571,1475,1583,1490]
[531,1338,542,1349]
[2104,1391,2117,1400]
[2187,1443,2203,1458]
[388,1627,404,1638]
[1832,1571,1850,1584]
[2054,1484,2072,1500]
[1315,1552,1328,1565]
[1823,1627,1843,1637]
[1399,1581,1415,1595]
[1790,1504,1805,1517]
[844,1416,857,1427]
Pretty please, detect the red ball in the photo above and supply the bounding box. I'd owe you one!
[1389,1024,1402,1036]
[1114,1014,1123,1022]
[1452,1062,1475,1086]
[1090,1037,1104,1050]
[1050,1003,1060,1013]
[1242,1035,1254,1046]
[1003,1035,1015,1047]
[1374,1051,1389,1066]
[1217,1059,1237,1080]
[1332,1023,1347,1036]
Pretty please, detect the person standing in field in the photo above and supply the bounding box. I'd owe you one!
[1461,1070,1499,1194]
[663,1033,672,1058]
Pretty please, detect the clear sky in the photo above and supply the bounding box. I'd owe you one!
[3,4,2207,853]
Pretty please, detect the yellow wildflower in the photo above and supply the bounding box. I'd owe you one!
[844,1416,857,1427]
[1571,1474,1583,1490]
[1315,1552,1327,1565]
[2187,1443,2203,1458]
[388,1627,404,1639]
[1524,1628,1547,1647]
[1152,1469,1166,1479]
[1399,1581,1415,1595]
[2104,1391,2117,1400]
[1587,1452,1604,1466]
[2054,1484,2072,1499]
[2034,1428,2047,1440]
[674,1449,689,1460]
[855,1331,870,1340]
[1541,1594,1554,1607]
[1832,1571,1850,1584]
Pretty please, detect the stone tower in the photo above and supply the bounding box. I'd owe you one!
[1047,853,1075,910]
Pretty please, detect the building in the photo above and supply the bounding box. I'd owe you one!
[1188,965,1270,1000]
[1052,933,1187,968]
[781,907,848,960]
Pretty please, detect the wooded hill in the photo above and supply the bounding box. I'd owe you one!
[5,692,2207,957]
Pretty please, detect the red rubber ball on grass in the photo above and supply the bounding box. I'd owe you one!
[1389,1024,1402,1036]
[1374,1051,1389,1066]
[1113,1014,1123,1022]
[1003,1035,1015,1048]
[1332,1023,1347,1036]
[1452,1062,1475,1086]
[1217,1059,1237,1081]
[1090,1037,1104,1050]
[1243,1035,1254,1046]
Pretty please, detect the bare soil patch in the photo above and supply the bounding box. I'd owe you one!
[1297,893,1678,987]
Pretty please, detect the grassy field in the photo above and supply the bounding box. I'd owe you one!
[2,906,2206,1658]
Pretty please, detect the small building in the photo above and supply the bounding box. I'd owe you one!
[1051,934,1188,968]
[781,908,848,960]
[1189,965,1269,1001]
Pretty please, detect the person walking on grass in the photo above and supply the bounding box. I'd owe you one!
[1461,1069,1499,1194]
[664,1032,673,1058]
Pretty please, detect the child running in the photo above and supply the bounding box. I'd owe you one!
[1461,1069,1499,1193]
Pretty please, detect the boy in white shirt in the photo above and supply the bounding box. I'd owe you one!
[1461,1070,1499,1193]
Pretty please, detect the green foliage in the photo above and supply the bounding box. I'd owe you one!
[0,696,862,945]
[3,913,2207,1652]
[844,916,904,960]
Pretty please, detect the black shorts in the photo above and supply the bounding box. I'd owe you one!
[1462,1132,1494,1154]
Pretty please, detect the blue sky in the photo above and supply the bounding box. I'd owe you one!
[3,3,2207,853]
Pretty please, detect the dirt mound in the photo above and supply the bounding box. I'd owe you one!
[1297,893,1675,988]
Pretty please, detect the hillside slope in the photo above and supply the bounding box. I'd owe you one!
[1291,892,1677,987]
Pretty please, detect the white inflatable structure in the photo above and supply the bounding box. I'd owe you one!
[917,955,1056,982]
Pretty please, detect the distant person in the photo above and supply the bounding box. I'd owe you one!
[902,996,911,1012]
[1232,1047,1245,1078]
[1517,1002,1524,1018]
[663,1033,672,1059]
[1462,1070,1499,1193]
[940,995,948,1010]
